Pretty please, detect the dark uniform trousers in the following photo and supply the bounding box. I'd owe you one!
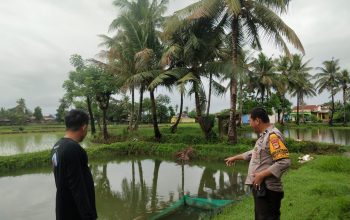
[252,187,284,220]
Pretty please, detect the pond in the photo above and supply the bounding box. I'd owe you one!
[240,127,350,145]
[1,126,348,156]
[0,133,87,156]
[0,157,247,220]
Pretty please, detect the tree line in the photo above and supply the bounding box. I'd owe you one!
[59,0,349,142]
[0,98,44,125]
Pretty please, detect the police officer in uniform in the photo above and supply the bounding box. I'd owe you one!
[225,107,291,220]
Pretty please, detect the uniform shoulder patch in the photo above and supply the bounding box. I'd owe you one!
[269,134,280,149]
[269,133,289,161]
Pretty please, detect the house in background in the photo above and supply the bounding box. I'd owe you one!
[170,112,195,123]
[241,113,277,124]
[43,115,56,123]
[290,105,330,122]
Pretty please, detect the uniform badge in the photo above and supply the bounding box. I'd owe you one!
[271,138,280,149]
[269,133,289,161]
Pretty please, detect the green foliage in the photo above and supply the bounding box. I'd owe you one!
[188,109,196,118]
[33,106,43,121]
[310,114,321,123]
[0,98,32,125]
[285,139,343,154]
[333,103,350,123]
[141,95,174,123]
[107,97,129,123]
[55,98,69,122]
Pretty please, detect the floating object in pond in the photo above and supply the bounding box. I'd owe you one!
[175,147,194,162]
[298,154,314,163]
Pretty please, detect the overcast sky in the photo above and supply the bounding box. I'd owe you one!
[0,0,349,115]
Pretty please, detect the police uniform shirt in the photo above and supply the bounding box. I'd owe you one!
[241,125,291,192]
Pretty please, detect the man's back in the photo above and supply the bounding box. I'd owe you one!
[52,138,97,220]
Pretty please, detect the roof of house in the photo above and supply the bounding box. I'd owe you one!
[292,105,318,111]
[292,105,330,113]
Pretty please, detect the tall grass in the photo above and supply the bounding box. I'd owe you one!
[215,155,350,220]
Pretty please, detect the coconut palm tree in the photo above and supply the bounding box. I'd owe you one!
[162,14,227,139]
[274,55,292,124]
[98,32,138,130]
[106,0,169,131]
[170,81,186,133]
[172,0,304,143]
[289,55,315,125]
[100,0,168,139]
[250,53,276,104]
[336,69,350,125]
[315,59,341,126]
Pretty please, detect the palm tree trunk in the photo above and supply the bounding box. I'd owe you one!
[277,110,281,124]
[281,94,285,125]
[129,86,135,131]
[330,92,335,126]
[171,90,183,133]
[266,89,269,102]
[86,96,96,135]
[194,82,212,139]
[238,80,243,127]
[343,87,347,125]
[228,17,239,144]
[296,93,300,125]
[102,108,108,140]
[134,86,144,130]
[206,73,212,117]
[150,89,161,140]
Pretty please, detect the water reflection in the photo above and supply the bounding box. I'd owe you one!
[0,133,63,155]
[0,133,88,156]
[0,158,247,220]
[241,127,350,145]
[90,159,248,219]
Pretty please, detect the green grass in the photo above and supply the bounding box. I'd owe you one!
[279,122,350,129]
[0,124,66,134]
[0,141,251,174]
[215,155,350,220]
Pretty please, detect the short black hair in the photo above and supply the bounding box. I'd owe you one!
[65,109,89,131]
[250,107,270,123]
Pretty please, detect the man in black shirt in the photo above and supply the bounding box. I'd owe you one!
[51,109,97,220]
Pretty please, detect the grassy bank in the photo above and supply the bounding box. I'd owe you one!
[0,135,344,174]
[0,141,251,173]
[0,124,65,134]
[215,155,350,220]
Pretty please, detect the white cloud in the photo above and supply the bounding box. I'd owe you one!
[0,0,349,115]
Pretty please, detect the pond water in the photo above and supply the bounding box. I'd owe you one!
[0,133,87,156]
[0,126,348,156]
[0,158,247,220]
[240,127,350,145]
